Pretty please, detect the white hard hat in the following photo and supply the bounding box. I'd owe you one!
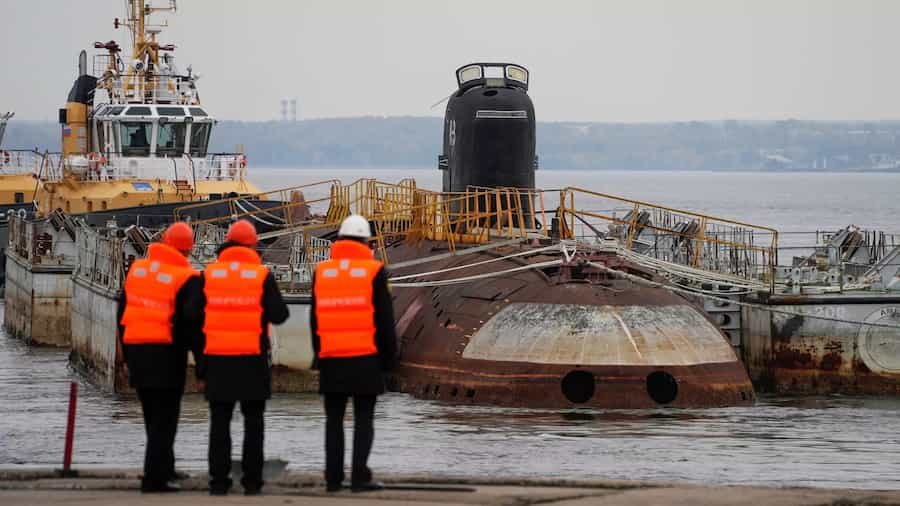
[338,214,372,239]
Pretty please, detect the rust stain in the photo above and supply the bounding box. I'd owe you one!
[773,347,815,369]
[772,315,804,343]
[820,352,842,371]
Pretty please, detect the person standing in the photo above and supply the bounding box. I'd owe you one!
[118,222,200,493]
[191,219,289,496]
[310,214,398,493]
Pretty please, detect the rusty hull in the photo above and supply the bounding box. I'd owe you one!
[744,296,900,394]
[385,240,754,408]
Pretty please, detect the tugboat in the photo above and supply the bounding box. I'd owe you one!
[36,0,278,227]
[3,0,286,346]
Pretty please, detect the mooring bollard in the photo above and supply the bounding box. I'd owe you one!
[60,381,78,477]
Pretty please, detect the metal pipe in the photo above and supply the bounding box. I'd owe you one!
[62,382,78,475]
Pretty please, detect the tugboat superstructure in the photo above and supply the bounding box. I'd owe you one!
[39,0,260,217]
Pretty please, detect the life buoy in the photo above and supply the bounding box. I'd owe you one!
[239,155,247,169]
[87,152,107,173]
[1,150,10,167]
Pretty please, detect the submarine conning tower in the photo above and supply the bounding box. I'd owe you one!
[440,63,536,193]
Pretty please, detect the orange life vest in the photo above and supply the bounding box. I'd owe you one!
[120,243,199,345]
[314,240,382,359]
[203,246,269,356]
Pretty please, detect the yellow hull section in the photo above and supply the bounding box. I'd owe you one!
[37,178,263,215]
[0,174,40,205]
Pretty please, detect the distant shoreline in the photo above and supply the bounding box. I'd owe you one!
[6,117,900,173]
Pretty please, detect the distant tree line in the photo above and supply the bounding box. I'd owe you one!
[6,117,900,171]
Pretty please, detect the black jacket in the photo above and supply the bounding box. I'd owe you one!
[187,243,290,401]
[117,276,203,391]
[310,266,398,395]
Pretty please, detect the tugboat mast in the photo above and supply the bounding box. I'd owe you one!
[119,0,177,83]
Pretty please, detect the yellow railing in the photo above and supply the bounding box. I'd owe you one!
[173,179,340,227]
[169,178,777,282]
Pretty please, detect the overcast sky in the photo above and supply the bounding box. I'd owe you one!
[3,0,898,122]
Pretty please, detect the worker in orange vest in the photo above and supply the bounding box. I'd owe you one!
[311,214,398,492]
[190,219,289,496]
[117,222,201,493]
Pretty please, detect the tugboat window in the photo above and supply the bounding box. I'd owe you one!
[97,125,105,153]
[119,123,151,156]
[189,123,211,157]
[14,192,24,204]
[156,122,187,157]
[125,106,152,116]
[189,107,208,117]
[157,107,186,116]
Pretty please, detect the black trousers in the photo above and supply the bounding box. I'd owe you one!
[136,388,182,487]
[208,400,266,491]
[324,394,376,486]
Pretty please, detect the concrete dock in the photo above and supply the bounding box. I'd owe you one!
[1,469,899,505]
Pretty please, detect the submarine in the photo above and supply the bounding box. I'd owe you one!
[111,62,759,408]
[381,63,755,408]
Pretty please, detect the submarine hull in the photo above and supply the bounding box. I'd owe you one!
[386,240,755,408]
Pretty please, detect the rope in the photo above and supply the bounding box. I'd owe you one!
[233,200,285,227]
[391,260,561,288]
[390,243,561,281]
[388,237,533,270]
[585,261,900,330]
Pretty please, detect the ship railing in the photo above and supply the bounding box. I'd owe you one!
[768,229,900,292]
[73,222,125,291]
[557,187,779,285]
[58,151,183,183]
[198,153,250,181]
[364,186,551,256]
[0,149,46,175]
[172,179,341,227]
[6,212,77,266]
[106,73,198,106]
[54,152,249,188]
[287,227,333,285]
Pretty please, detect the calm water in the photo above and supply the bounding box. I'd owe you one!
[2,170,900,489]
[2,331,900,489]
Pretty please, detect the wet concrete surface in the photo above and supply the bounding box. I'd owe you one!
[2,471,900,506]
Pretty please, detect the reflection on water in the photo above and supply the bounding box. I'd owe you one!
[3,331,900,490]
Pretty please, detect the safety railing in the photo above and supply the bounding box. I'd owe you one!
[74,223,126,290]
[557,187,779,283]
[0,149,46,175]
[105,72,199,106]
[196,153,249,181]
[173,179,341,228]
[6,212,77,266]
[170,178,778,283]
[771,228,900,292]
[288,228,332,284]
[53,152,248,186]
